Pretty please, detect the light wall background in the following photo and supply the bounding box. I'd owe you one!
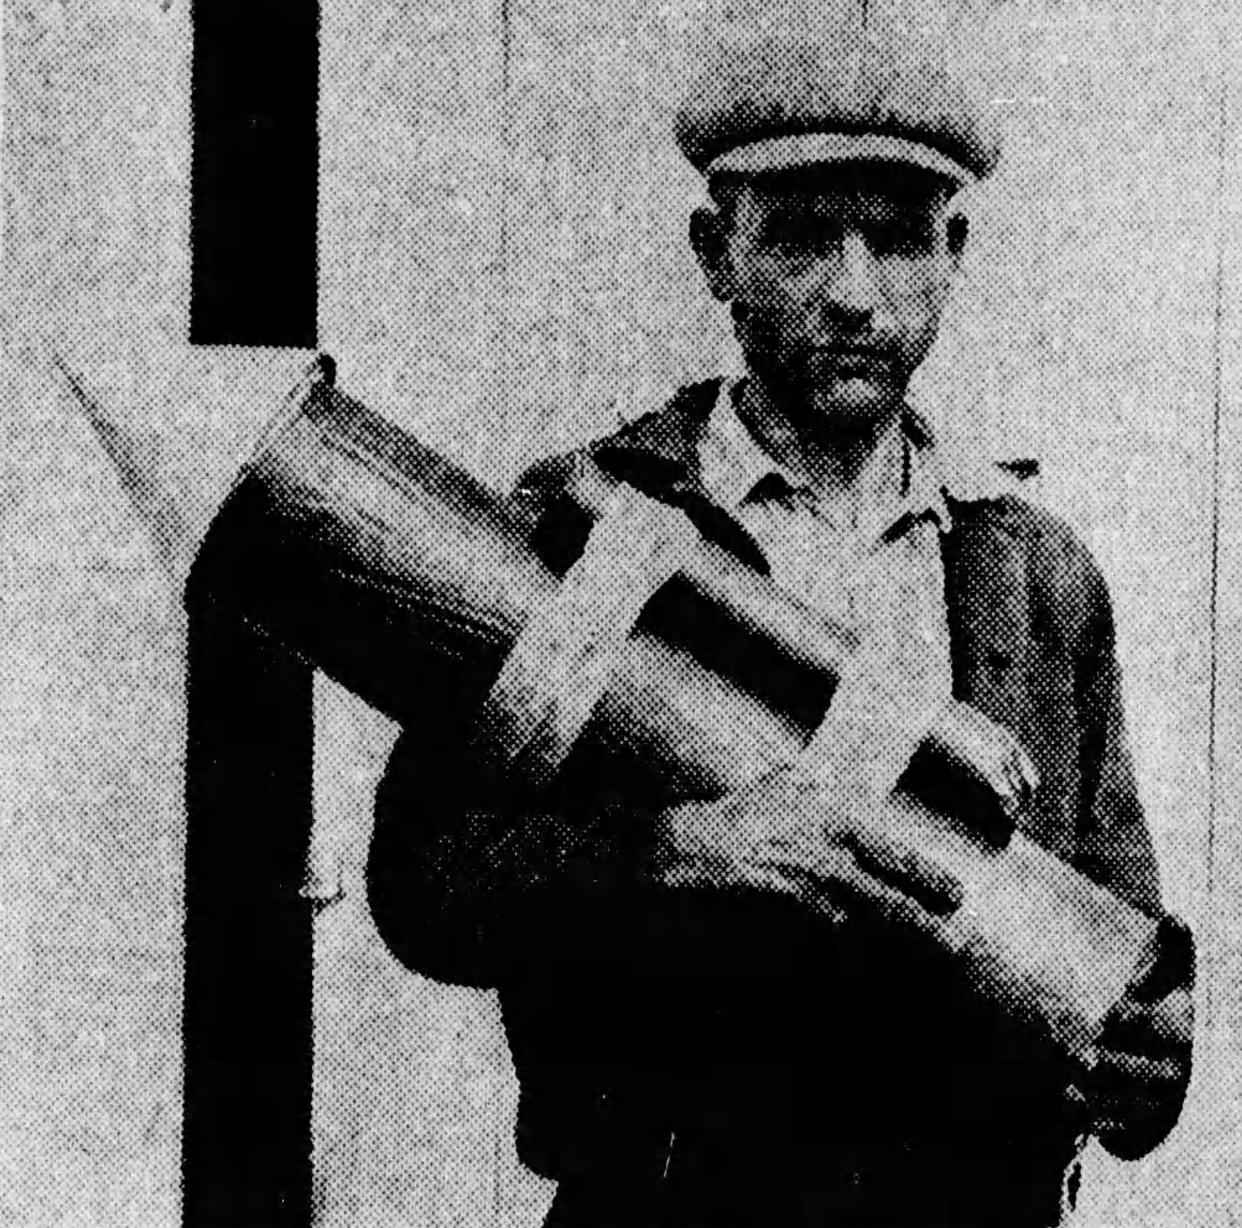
[1,0,1240,1224]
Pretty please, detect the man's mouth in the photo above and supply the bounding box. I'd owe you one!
[808,348,892,378]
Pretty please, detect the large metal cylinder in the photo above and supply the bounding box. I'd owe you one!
[187,360,1172,1065]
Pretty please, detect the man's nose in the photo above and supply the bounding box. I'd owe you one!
[814,232,878,329]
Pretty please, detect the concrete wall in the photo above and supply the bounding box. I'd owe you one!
[2,0,1239,1223]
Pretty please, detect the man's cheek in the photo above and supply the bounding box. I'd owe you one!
[761,301,814,356]
[906,286,950,355]
[738,303,796,358]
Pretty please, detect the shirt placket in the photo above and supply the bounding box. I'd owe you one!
[793,516,954,800]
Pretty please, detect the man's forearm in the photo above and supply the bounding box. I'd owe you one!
[1090,919,1196,1160]
[369,735,651,985]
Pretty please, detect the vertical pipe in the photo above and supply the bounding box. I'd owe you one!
[181,603,316,1226]
[190,0,320,346]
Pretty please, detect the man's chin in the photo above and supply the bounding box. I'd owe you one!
[804,377,902,431]
[745,355,906,432]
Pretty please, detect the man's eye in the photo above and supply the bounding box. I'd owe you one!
[763,217,836,254]
[868,220,935,257]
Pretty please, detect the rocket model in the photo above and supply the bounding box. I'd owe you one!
[62,352,1186,1070]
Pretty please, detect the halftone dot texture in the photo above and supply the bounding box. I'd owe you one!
[674,26,1002,182]
[2,0,1239,1226]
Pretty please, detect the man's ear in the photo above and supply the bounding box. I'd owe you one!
[690,207,735,303]
[946,212,969,260]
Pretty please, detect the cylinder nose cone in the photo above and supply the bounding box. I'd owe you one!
[51,353,334,587]
[52,353,198,583]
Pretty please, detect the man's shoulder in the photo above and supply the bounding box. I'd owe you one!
[512,389,1118,645]
[513,379,722,506]
[506,380,719,573]
[946,491,1114,644]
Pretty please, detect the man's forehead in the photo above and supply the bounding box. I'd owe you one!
[735,163,952,218]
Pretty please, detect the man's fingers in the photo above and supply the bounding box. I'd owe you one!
[664,850,795,894]
[1103,988,1194,1054]
[1153,988,1196,1043]
[929,702,1039,819]
[733,862,809,901]
[657,855,728,892]
[722,849,852,923]
[1093,1048,1185,1088]
[1090,1045,1188,1136]
[831,857,943,935]
[760,847,944,936]
[847,828,964,917]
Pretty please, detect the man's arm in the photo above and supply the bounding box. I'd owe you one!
[1071,550,1195,1160]
[365,456,650,989]
[1073,555,1162,915]
[365,455,965,989]
[366,711,968,991]
[366,715,643,990]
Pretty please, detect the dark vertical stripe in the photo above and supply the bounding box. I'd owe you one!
[501,0,513,93]
[498,0,514,423]
[190,0,320,346]
[1205,42,1228,1033]
[181,604,316,1227]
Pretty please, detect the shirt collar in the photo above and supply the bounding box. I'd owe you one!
[698,376,957,540]
[699,377,802,509]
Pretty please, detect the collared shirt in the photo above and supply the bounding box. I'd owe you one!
[698,377,953,629]
[697,377,960,798]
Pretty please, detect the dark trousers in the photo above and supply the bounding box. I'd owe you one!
[538,1141,1080,1228]
[538,1138,889,1228]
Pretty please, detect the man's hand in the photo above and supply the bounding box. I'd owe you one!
[1089,984,1194,1158]
[647,770,964,936]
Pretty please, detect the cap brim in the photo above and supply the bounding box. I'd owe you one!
[706,132,975,187]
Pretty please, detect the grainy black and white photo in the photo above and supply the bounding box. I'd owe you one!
[2,0,1239,1224]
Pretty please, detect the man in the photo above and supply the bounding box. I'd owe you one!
[367,29,1194,1228]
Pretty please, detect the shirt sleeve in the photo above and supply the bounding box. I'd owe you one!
[1071,554,1162,917]
[366,716,641,990]
[1070,550,1195,1159]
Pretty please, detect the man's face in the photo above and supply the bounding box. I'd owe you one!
[695,164,963,432]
